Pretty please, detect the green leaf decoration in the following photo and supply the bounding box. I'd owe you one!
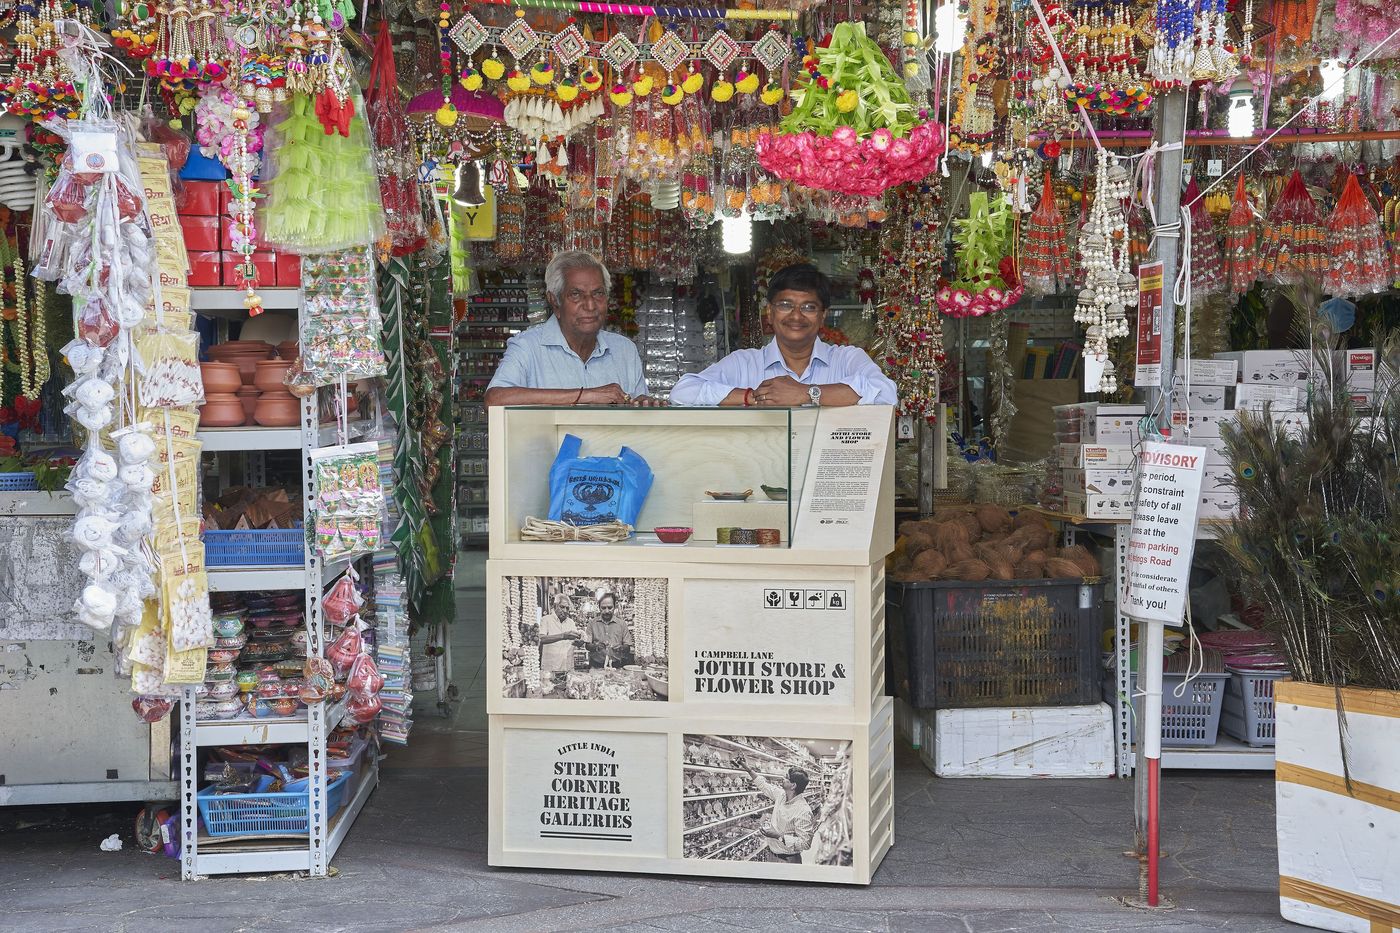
[951,192,1014,290]
[779,21,921,139]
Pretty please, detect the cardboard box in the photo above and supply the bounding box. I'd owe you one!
[176,180,222,216]
[1201,463,1234,491]
[1063,467,1136,497]
[1064,489,1135,519]
[1173,358,1238,386]
[1235,383,1301,411]
[1198,491,1239,520]
[1080,403,1146,444]
[187,250,221,287]
[275,252,301,286]
[1059,443,1137,470]
[1214,350,1311,384]
[221,251,276,288]
[179,215,219,252]
[1170,386,1229,410]
[1170,409,1238,439]
[924,704,1114,778]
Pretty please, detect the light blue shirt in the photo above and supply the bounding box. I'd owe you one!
[487,316,649,397]
[670,338,898,406]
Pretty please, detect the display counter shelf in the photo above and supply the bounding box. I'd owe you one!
[487,406,896,885]
[192,287,300,317]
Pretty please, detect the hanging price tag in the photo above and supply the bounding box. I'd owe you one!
[1207,159,1224,177]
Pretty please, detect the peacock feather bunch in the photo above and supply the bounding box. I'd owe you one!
[1218,282,1400,693]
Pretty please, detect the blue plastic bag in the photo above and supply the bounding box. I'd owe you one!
[548,434,653,528]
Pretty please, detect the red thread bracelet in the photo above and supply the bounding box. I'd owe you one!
[744,388,754,407]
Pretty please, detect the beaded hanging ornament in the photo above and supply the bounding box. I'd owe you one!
[1021,172,1073,296]
[1223,174,1260,295]
[877,184,947,420]
[1062,0,1151,116]
[1183,178,1226,299]
[1323,173,1390,298]
[1075,155,1133,394]
[1261,169,1327,285]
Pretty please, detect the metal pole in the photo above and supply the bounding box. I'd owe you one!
[1137,87,1187,907]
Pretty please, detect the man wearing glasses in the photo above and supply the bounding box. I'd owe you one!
[669,263,897,407]
[485,250,662,407]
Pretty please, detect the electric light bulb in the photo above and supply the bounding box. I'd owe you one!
[721,214,752,254]
[1320,59,1346,101]
[1227,98,1255,138]
[933,1,966,55]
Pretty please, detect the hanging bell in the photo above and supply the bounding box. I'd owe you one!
[452,161,486,207]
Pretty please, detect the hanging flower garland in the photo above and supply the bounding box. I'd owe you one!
[756,21,943,197]
[1323,172,1390,298]
[937,191,1023,318]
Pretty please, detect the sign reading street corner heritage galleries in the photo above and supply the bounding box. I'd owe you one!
[501,729,667,856]
[683,579,856,705]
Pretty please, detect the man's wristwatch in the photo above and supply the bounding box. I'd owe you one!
[808,385,822,407]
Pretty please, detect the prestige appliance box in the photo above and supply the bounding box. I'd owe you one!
[1063,489,1134,519]
[1169,385,1229,410]
[1058,443,1137,470]
[1234,383,1301,411]
[1079,404,1146,444]
[1062,467,1136,497]
[1172,358,1239,386]
[1214,350,1312,384]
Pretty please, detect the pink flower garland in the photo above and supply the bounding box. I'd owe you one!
[756,123,946,198]
[935,282,1025,318]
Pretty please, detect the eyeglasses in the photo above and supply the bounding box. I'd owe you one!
[564,289,609,304]
[770,299,823,315]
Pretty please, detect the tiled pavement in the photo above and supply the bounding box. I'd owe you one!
[1,551,1299,933]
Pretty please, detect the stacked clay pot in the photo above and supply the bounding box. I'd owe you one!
[253,359,299,426]
[199,361,245,427]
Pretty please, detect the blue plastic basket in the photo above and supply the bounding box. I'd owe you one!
[0,472,38,491]
[197,770,353,837]
[204,528,305,567]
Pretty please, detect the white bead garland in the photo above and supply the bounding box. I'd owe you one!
[1074,155,1133,395]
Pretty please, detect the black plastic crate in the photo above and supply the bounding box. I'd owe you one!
[886,578,1105,710]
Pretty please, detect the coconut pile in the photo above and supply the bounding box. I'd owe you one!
[890,506,1102,582]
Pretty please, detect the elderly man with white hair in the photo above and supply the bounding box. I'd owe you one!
[484,251,662,407]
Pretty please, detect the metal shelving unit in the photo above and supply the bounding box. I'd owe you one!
[182,294,379,879]
[1052,514,1276,775]
[455,275,542,546]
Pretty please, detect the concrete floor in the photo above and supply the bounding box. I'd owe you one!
[0,551,1300,933]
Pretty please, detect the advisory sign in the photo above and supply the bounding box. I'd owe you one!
[1124,441,1206,626]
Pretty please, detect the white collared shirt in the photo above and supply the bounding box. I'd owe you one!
[487,316,649,397]
[669,338,898,406]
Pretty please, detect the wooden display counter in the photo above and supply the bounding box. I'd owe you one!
[486,405,896,884]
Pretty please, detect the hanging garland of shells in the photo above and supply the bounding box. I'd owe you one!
[1074,155,1133,394]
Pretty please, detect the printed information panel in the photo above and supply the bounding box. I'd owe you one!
[793,406,888,548]
[683,579,855,706]
[1125,441,1206,625]
[501,728,667,857]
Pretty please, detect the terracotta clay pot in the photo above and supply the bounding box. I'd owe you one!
[277,340,299,360]
[254,359,294,394]
[254,393,300,427]
[200,361,241,395]
[236,386,260,421]
[200,393,246,427]
[208,340,274,359]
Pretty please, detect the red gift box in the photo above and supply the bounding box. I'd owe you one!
[187,251,222,287]
[221,251,276,288]
[275,252,301,286]
[180,215,220,252]
[177,180,221,216]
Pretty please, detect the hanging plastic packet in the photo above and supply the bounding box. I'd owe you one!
[547,434,653,528]
[299,246,387,385]
[310,442,385,559]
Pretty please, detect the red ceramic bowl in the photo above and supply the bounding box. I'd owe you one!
[654,526,693,544]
